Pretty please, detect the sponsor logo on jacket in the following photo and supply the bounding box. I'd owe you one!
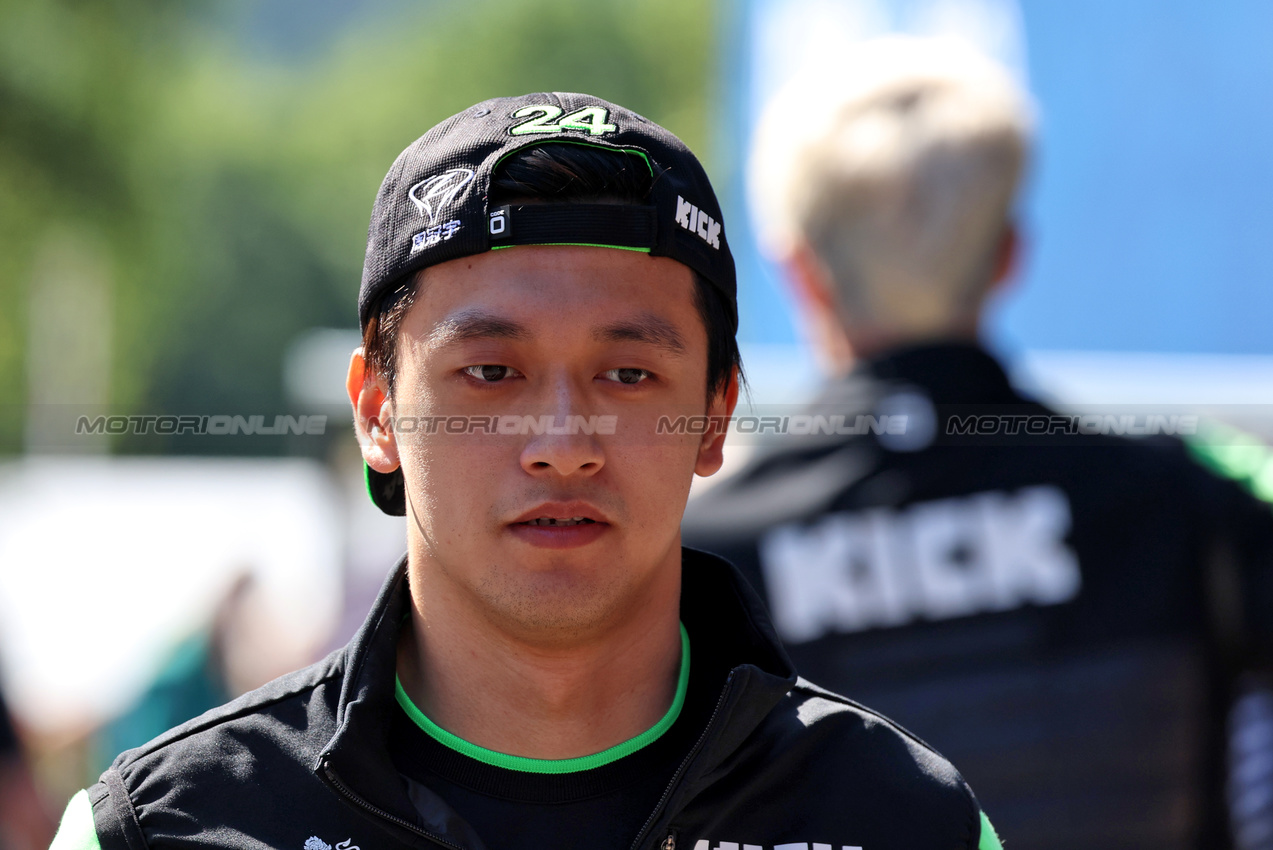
[760,486,1081,642]
[304,837,359,850]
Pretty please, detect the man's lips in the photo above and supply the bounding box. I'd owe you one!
[508,502,611,549]
[510,501,610,525]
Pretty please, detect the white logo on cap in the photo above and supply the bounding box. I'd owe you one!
[408,168,475,224]
[675,195,721,249]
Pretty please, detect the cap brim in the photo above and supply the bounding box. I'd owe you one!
[364,463,407,516]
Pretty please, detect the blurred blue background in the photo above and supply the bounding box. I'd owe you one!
[727,0,1273,357]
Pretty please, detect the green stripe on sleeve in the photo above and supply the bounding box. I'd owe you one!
[49,789,101,850]
[1187,420,1273,502]
[978,811,1004,850]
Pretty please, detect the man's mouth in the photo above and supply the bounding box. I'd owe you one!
[508,503,609,548]
[508,502,610,549]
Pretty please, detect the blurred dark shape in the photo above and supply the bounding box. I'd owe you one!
[685,36,1273,850]
[0,682,57,850]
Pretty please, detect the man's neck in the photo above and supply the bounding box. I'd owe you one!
[395,557,684,761]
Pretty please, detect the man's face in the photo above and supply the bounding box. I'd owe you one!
[356,246,733,641]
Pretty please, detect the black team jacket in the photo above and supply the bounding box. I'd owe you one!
[83,549,996,850]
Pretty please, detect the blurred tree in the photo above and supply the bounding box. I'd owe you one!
[0,0,716,455]
[0,0,190,451]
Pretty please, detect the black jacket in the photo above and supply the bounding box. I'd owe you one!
[85,548,991,850]
[683,343,1273,850]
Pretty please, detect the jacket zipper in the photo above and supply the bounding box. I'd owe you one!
[322,761,467,850]
[630,671,736,850]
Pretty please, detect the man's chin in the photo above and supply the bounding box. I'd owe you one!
[475,581,631,643]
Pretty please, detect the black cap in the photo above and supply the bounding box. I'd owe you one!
[359,92,736,516]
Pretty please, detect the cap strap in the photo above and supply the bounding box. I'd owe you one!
[487,204,657,250]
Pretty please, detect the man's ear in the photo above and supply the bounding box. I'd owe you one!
[782,239,856,375]
[989,221,1021,292]
[784,240,839,314]
[347,347,400,473]
[694,366,741,477]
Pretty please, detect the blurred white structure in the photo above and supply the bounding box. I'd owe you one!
[1016,351,1273,406]
[0,457,344,734]
[1014,351,1273,441]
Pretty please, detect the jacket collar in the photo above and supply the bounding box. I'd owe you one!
[316,548,797,841]
[821,341,1020,407]
[316,556,415,821]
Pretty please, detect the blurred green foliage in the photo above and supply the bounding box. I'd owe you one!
[0,0,717,454]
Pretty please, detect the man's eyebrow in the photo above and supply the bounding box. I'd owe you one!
[594,314,687,355]
[428,311,531,347]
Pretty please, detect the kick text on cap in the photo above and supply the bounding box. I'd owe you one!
[676,196,721,249]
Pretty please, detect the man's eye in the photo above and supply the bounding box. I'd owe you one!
[463,365,519,382]
[601,368,650,385]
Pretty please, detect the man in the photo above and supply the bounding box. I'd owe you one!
[50,93,1002,850]
[682,38,1273,849]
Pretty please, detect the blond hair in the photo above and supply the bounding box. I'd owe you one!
[751,36,1033,335]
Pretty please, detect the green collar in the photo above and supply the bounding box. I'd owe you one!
[394,622,690,774]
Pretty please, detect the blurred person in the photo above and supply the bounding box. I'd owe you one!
[0,681,57,850]
[683,36,1273,850]
[49,93,1003,850]
[87,572,298,779]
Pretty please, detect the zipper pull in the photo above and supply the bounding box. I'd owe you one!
[660,832,676,850]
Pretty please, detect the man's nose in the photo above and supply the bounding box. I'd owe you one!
[518,375,605,478]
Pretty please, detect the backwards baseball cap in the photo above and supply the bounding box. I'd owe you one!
[358,92,736,516]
